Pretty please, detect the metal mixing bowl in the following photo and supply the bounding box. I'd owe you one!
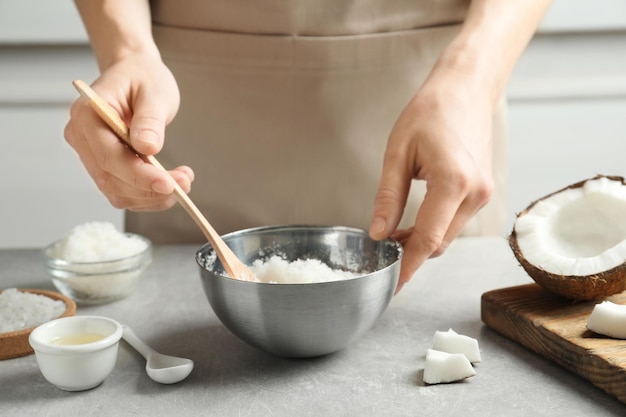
[195,225,403,358]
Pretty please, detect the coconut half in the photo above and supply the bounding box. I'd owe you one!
[510,175,626,301]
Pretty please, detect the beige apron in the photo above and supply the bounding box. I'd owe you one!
[127,0,508,244]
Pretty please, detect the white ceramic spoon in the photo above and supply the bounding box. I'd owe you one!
[122,325,193,384]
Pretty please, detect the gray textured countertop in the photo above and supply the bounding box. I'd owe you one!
[1,237,625,417]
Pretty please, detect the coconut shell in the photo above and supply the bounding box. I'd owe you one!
[509,175,626,301]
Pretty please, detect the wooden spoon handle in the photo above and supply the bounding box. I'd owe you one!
[72,80,254,281]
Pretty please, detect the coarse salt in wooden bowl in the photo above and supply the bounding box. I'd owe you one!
[0,289,76,360]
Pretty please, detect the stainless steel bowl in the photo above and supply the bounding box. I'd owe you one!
[195,225,403,358]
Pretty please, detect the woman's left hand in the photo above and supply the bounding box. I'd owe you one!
[369,67,495,292]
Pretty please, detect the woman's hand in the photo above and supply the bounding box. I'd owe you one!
[369,67,495,292]
[369,0,553,292]
[64,54,194,211]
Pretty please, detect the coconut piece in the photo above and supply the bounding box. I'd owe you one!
[587,301,626,339]
[423,349,476,385]
[432,329,481,364]
[509,175,626,300]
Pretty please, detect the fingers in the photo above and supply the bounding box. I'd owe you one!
[435,177,492,254]
[396,180,465,291]
[65,95,193,211]
[128,85,171,156]
[99,166,194,211]
[369,146,412,241]
[395,175,493,293]
[67,98,168,189]
[370,155,493,294]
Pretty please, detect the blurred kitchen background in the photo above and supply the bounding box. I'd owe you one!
[1,0,625,248]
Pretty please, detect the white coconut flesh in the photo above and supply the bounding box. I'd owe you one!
[514,177,626,276]
[587,301,626,339]
[431,329,481,364]
[423,349,476,385]
[423,329,480,385]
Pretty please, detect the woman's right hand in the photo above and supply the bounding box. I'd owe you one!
[64,53,194,211]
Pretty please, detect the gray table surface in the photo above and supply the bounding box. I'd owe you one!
[1,237,625,417]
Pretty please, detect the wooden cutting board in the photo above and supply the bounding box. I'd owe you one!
[481,283,626,404]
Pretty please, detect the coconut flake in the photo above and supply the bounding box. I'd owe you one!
[61,222,147,262]
[249,255,362,284]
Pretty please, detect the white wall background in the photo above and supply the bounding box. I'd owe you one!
[1,0,625,248]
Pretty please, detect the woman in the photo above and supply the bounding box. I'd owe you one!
[65,0,552,291]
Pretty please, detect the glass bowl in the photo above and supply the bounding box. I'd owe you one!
[43,234,152,305]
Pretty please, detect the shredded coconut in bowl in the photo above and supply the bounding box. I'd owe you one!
[45,222,152,304]
[0,289,65,333]
[61,222,148,262]
[250,255,364,284]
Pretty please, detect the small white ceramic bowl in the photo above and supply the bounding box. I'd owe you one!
[29,315,123,391]
[43,234,152,305]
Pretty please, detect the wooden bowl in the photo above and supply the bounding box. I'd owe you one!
[0,289,76,360]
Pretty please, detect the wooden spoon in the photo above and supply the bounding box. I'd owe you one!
[72,79,255,281]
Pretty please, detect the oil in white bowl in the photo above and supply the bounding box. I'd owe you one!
[49,333,105,346]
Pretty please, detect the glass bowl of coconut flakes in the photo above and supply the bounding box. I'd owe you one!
[44,222,152,305]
